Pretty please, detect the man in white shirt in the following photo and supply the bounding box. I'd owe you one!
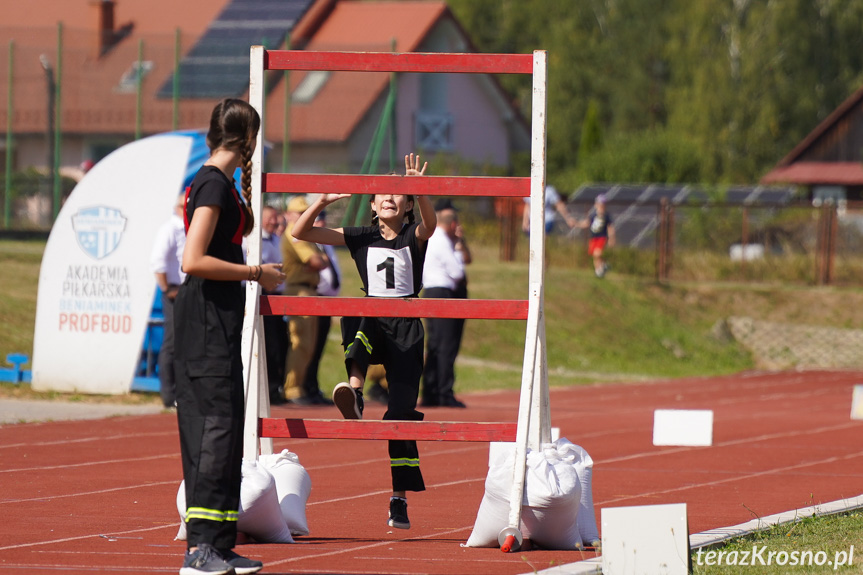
[421,199,471,408]
[149,193,186,408]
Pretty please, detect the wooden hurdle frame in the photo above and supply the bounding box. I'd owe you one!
[241,46,550,552]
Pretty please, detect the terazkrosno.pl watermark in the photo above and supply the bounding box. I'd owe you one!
[695,546,855,569]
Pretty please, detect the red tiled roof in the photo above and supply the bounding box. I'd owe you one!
[1,0,491,148]
[4,0,224,36]
[266,1,450,143]
[1,0,235,136]
[761,162,863,186]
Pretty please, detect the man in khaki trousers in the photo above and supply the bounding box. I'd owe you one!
[280,195,329,404]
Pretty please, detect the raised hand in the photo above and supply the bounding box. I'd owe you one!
[405,153,428,176]
[320,193,351,205]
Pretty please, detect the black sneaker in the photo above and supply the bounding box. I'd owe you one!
[333,382,363,419]
[220,549,263,575]
[180,543,235,575]
[388,497,410,529]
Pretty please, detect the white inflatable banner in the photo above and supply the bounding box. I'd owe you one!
[32,134,195,394]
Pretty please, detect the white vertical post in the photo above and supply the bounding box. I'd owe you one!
[504,50,549,542]
[242,45,270,460]
[527,50,550,445]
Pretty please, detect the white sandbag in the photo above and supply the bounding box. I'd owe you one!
[569,443,599,547]
[175,481,187,541]
[173,459,294,544]
[237,459,294,544]
[465,438,587,550]
[258,449,312,536]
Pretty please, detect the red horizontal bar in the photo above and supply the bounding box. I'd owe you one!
[263,174,530,198]
[265,50,533,75]
[260,418,517,442]
[260,296,528,320]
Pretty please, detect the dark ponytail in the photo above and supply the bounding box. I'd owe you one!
[405,195,416,224]
[207,98,261,236]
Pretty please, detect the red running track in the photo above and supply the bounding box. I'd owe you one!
[1,370,861,574]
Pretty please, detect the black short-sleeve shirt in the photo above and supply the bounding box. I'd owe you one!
[184,165,245,266]
[343,222,426,298]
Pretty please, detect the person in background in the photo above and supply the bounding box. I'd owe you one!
[291,153,435,531]
[578,193,615,278]
[274,211,287,239]
[300,210,340,405]
[149,192,186,409]
[173,98,283,575]
[280,195,330,405]
[522,184,577,234]
[259,205,288,405]
[421,198,471,408]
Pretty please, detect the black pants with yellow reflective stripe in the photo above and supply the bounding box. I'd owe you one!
[342,315,426,492]
[174,276,245,550]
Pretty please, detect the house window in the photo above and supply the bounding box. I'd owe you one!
[415,111,453,151]
[292,71,331,104]
[116,61,154,93]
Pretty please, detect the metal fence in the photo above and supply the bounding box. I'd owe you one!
[500,198,863,287]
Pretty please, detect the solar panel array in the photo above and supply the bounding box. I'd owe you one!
[157,0,315,99]
[568,184,800,248]
[570,183,797,206]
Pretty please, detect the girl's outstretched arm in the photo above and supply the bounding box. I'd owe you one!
[292,194,349,246]
[405,153,436,241]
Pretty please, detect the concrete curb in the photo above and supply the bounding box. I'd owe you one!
[0,398,165,424]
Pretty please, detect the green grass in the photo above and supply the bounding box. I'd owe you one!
[692,511,863,574]
[0,241,43,367]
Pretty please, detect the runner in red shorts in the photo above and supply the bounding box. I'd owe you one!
[579,194,615,278]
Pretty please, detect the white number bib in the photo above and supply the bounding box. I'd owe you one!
[366,246,415,297]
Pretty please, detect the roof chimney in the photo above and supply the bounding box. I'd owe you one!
[93,0,116,57]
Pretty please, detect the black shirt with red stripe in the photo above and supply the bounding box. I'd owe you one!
[184,165,245,266]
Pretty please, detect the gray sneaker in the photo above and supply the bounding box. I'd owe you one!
[180,544,235,575]
[220,549,263,575]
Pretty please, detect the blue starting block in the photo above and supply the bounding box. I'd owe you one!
[0,353,32,384]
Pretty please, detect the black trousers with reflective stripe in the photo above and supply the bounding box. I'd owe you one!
[342,315,426,492]
[174,276,245,549]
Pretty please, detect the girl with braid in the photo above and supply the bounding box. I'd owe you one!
[174,98,284,575]
[292,153,436,531]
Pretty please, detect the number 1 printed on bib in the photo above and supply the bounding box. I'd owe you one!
[366,246,415,297]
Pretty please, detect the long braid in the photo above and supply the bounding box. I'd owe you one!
[240,138,255,236]
[206,98,260,237]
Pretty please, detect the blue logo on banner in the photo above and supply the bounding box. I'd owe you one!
[72,206,127,260]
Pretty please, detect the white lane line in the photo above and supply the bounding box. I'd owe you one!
[0,524,173,552]
[0,481,179,504]
[0,430,176,450]
[600,420,862,464]
[263,525,475,569]
[0,453,176,474]
[596,449,863,506]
